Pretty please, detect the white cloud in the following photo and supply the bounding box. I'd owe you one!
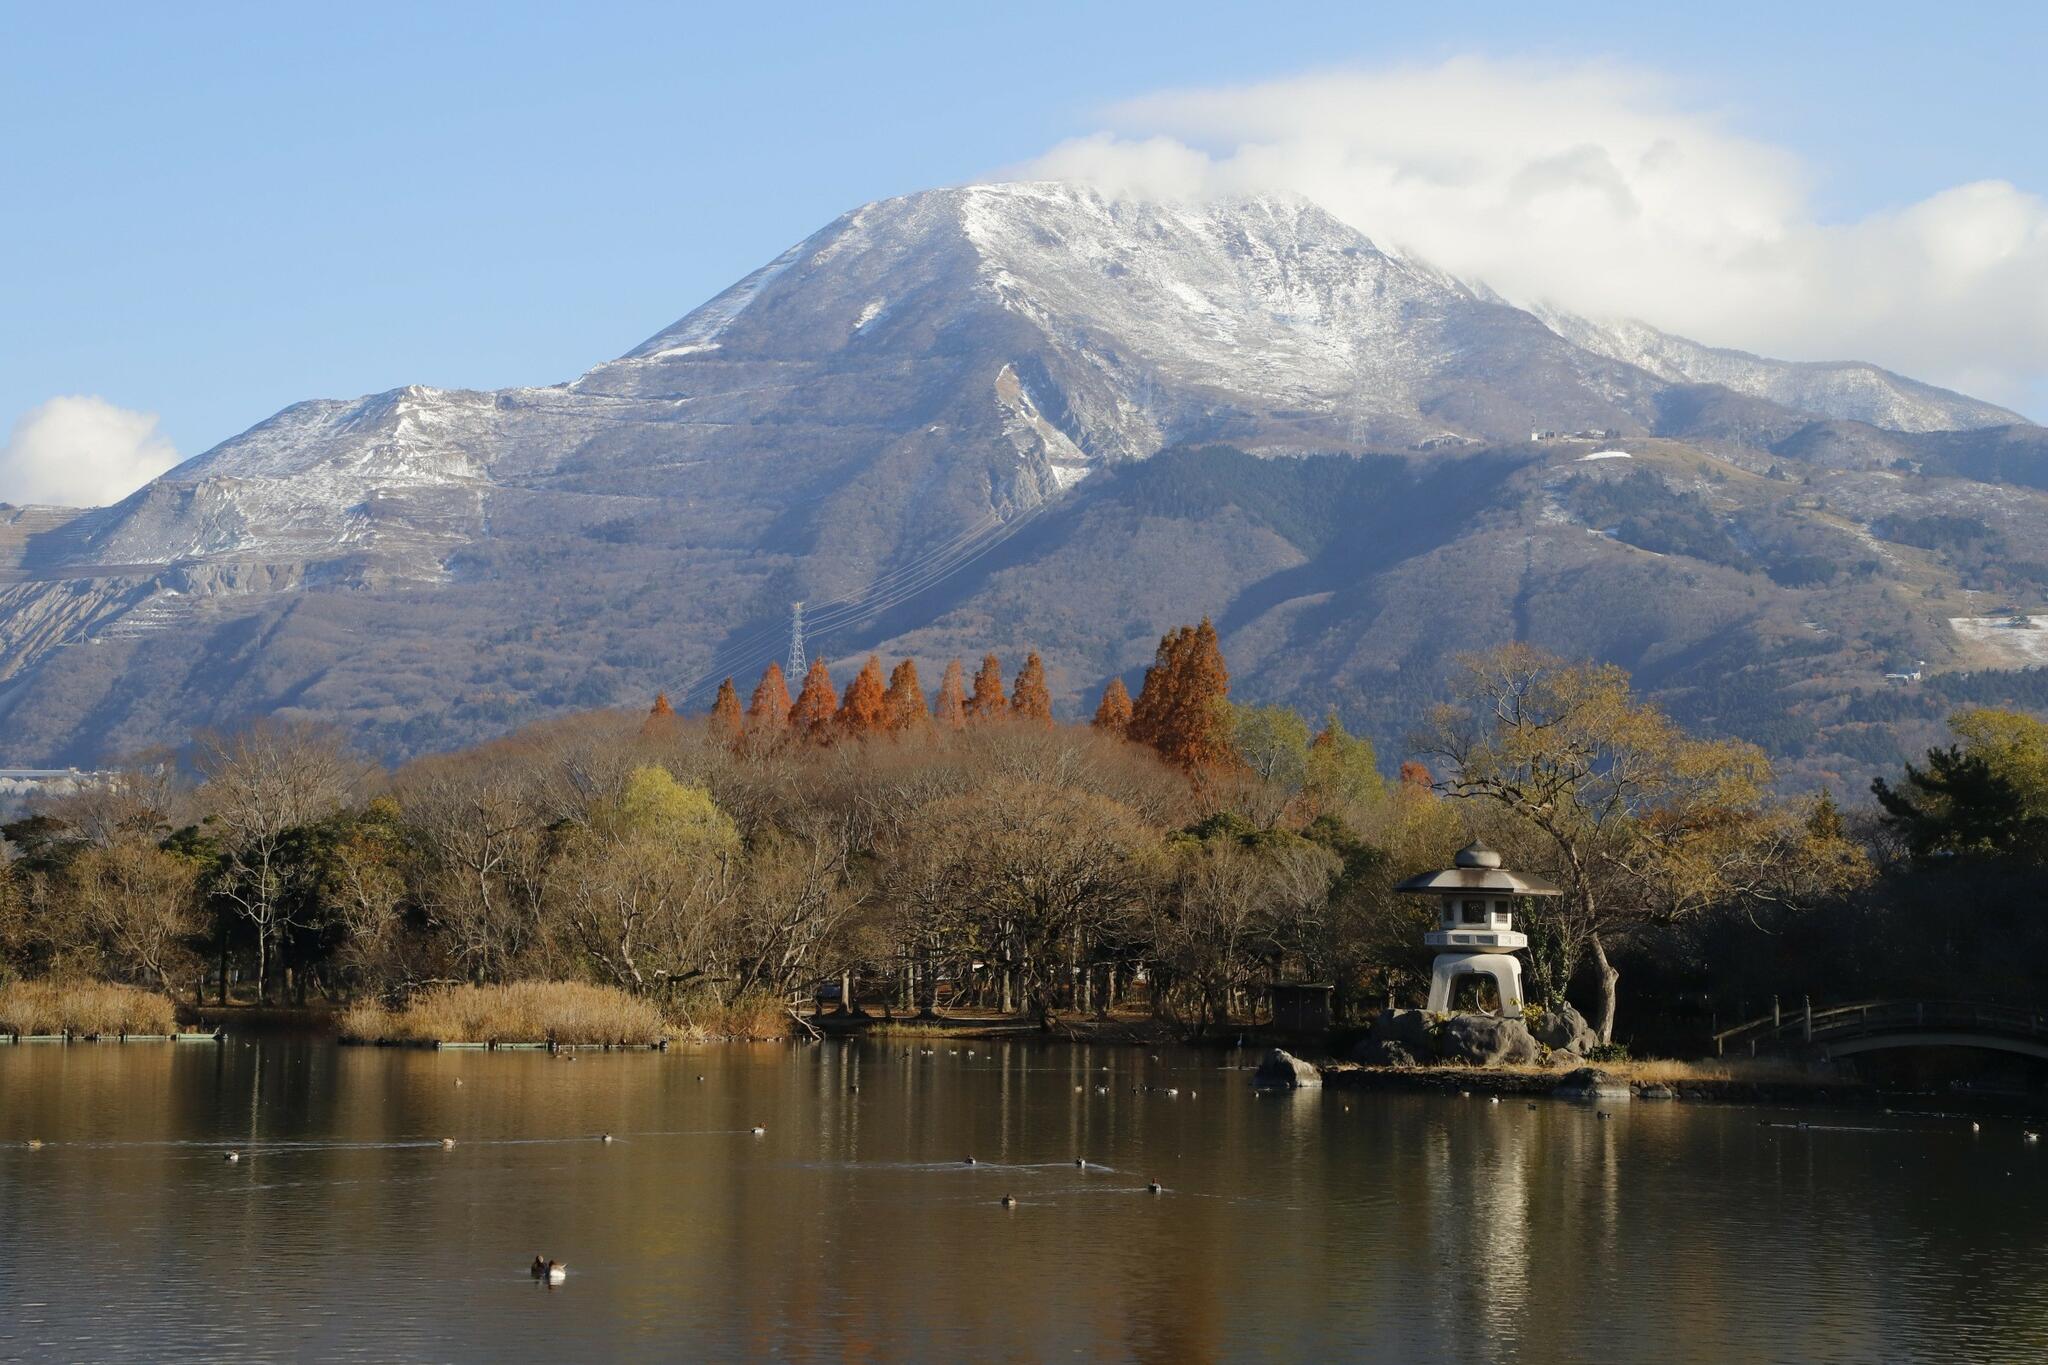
[0,396,181,507]
[1023,58,2048,418]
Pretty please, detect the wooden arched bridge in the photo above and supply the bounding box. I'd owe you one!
[1714,999,2048,1062]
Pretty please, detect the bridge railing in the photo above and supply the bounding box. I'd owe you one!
[1712,998,2048,1056]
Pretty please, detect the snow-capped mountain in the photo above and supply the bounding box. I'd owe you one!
[1530,305,2024,434]
[1,181,2040,778]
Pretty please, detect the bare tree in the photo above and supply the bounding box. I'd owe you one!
[196,722,359,1003]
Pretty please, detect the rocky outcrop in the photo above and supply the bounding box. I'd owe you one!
[1528,1001,1599,1057]
[1251,1048,1323,1089]
[1437,1015,1541,1067]
[1351,1038,1420,1069]
[1370,1007,1435,1053]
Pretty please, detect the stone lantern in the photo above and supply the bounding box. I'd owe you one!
[1395,840,1560,1017]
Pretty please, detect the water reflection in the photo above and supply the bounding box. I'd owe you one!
[2,1040,2046,1362]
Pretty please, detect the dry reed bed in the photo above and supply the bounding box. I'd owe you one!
[341,981,669,1046]
[0,980,181,1036]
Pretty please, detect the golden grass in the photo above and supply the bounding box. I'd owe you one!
[340,981,668,1045]
[673,990,793,1042]
[0,980,180,1036]
[1450,1055,1822,1084]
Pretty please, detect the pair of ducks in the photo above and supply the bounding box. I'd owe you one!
[530,1256,567,1283]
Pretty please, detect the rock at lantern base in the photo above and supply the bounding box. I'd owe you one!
[1351,1038,1420,1069]
[1436,1015,1540,1067]
[1528,1001,1599,1056]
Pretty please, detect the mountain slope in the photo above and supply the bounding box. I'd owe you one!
[1,181,2042,788]
[1532,306,2027,433]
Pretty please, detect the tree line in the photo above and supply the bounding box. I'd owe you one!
[2,623,2043,1045]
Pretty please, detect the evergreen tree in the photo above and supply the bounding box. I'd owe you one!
[1128,618,1231,773]
[709,679,743,739]
[884,658,930,732]
[966,653,1007,724]
[789,659,838,739]
[746,662,794,731]
[837,655,889,735]
[934,659,968,731]
[1092,678,1133,734]
[1010,651,1053,727]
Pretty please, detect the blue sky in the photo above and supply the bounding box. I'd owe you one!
[4,2,2045,501]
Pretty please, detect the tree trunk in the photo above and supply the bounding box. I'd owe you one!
[1589,931,1620,1044]
[217,934,230,1006]
[255,927,271,1006]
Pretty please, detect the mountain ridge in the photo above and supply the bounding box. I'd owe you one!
[2,180,2043,788]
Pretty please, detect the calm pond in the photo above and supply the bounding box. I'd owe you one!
[2,1039,2044,1363]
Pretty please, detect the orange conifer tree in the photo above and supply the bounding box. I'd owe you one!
[1092,678,1133,734]
[933,659,968,731]
[746,662,794,731]
[1127,617,1231,773]
[641,690,678,737]
[708,678,742,738]
[836,655,889,735]
[966,653,1007,724]
[789,659,838,739]
[1010,652,1052,727]
[883,658,930,732]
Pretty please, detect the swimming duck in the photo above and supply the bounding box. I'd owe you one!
[223,1151,240,1163]
[599,1133,613,1144]
[1146,1180,1162,1194]
[441,1138,457,1149]
[531,1256,567,1283]
[1000,1194,1017,1208]
[750,1126,766,1135]
[1074,1157,1086,1168]
[963,1156,977,1165]
[2026,1131,2041,1144]
[24,1138,44,1150]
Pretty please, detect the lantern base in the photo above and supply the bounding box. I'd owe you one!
[1426,953,1524,1017]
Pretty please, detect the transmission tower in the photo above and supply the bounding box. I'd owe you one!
[786,601,806,679]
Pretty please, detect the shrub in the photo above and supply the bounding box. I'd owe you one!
[339,981,668,1045]
[0,980,180,1036]
[1586,1041,1632,1064]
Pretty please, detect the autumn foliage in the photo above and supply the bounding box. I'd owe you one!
[967,654,1007,723]
[692,621,1230,770]
[1092,678,1133,734]
[933,660,967,731]
[1127,618,1232,773]
[884,658,929,732]
[1010,652,1052,727]
[746,663,793,731]
[789,659,838,739]
[709,679,742,738]
[836,655,889,735]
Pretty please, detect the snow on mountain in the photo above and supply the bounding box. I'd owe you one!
[1,179,2037,767]
[1530,306,2028,433]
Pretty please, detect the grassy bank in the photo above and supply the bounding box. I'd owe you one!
[340,982,669,1046]
[0,980,181,1036]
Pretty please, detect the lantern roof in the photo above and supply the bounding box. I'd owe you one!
[1395,841,1562,897]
